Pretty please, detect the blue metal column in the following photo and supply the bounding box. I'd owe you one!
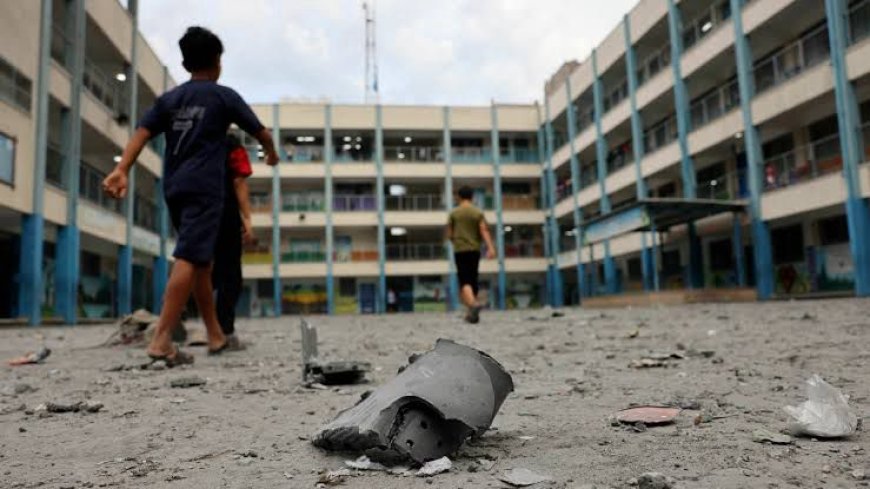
[491,104,508,310]
[20,0,53,325]
[563,79,586,303]
[537,127,555,303]
[375,105,387,313]
[666,0,703,290]
[270,104,282,316]
[55,0,85,324]
[541,100,564,307]
[443,106,460,311]
[591,50,618,295]
[730,0,774,298]
[826,0,870,296]
[324,105,335,314]
[117,0,140,316]
[732,214,747,286]
[623,15,655,291]
[152,66,170,313]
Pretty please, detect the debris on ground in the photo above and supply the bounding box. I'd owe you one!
[0,403,27,415]
[633,472,674,489]
[629,352,685,369]
[313,339,513,464]
[416,456,452,477]
[316,468,351,486]
[751,429,793,445]
[345,455,389,471]
[616,406,681,426]
[169,376,207,389]
[7,347,51,366]
[498,467,553,487]
[300,319,371,385]
[783,374,857,438]
[33,400,103,414]
[0,383,36,396]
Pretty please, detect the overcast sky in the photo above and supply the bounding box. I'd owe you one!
[138,0,637,106]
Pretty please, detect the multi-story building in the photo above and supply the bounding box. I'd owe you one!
[4,0,870,324]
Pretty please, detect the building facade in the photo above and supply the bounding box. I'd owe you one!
[3,0,870,324]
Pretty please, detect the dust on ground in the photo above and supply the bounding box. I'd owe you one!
[1,299,868,488]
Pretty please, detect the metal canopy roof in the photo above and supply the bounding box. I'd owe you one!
[581,198,747,245]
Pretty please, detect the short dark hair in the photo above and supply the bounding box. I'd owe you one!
[458,186,474,201]
[179,26,223,72]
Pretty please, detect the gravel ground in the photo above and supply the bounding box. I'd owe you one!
[1,299,868,489]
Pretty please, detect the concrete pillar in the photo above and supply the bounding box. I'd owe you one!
[491,103,508,310]
[324,105,335,314]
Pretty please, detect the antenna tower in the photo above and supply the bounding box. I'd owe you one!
[363,1,379,103]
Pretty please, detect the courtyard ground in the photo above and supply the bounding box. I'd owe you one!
[0,299,868,488]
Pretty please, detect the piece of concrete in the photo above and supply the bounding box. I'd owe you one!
[313,339,514,463]
[498,468,553,486]
[300,319,370,386]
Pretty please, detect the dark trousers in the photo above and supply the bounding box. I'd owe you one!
[212,205,243,336]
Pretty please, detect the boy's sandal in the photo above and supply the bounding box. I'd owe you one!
[148,348,195,368]
[207,341,230,356]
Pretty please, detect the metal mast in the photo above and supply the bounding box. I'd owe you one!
[363,1,379,103]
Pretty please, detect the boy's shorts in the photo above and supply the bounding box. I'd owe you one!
[454,250,481,296]
[167,194,224,266]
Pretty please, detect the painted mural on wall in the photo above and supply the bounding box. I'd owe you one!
[814,243,855,292]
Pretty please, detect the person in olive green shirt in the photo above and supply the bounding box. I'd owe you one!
[446,186,496,323]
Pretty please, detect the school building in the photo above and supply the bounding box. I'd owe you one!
[2,0,870,324]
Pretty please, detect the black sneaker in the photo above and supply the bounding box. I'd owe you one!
[466,306,481,324]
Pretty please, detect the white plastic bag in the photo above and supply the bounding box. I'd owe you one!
[783,374,858,438]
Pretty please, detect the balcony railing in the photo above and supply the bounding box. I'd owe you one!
[134,195,158,233]
[644,115,678,155]
[83,59,129,117]
[51,24,73,70]
[334,149,374,162]
[384,146,443,162]
[850,0,870,44]
[504,241,544,258]
[250,194,271,212]
[451,147,492,163]
[333,194,376,212]
[281,250,326,263]
[46,143,65,188]
[696,170,741,201]
[335,248,379,262]
[690,79,740,130]
[386,194,444,211]
[762,133,843,192]
[282,193,325,212]
[79,162,122,214]
[502,194,540,210]
[286,145,325,162]
[754,24,830,95]
[242,243,272,265]
[386,243,445,261]
[500,147,540,163]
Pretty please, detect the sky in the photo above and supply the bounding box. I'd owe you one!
[138,0,638,106]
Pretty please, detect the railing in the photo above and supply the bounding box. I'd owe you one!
[636,42,671,88]
[0,57,33,112]
[134,194,158,233]
[334,248,379,262]
[502,194,539,210]
[79,162,122,214]
[451,147,492,163]
[556,180,574,202]
[386,243,445,261]
[607,148,632,175]
[754,24,830,95]
[333,194,376,211]
[762,133,843,192]
[644,115,678,155]
[682,0,733,53]
[696,171,740,200]
[51,24,72,70]
[46,143,65,188]
[603,79,628,114]
[384,146,443,162]
[250,194,271,212]
[850,0,870,45]
[285,145,324,162]
[281,250,326,263]
[242,243,272,265]
[386,194,444,211]
[83,59,128,117]
[333,149,374,162]
[500,147,540,163]
[504,241,544,258]
[689,79,740,130]
[282,193,325,212]
[580,165,598,191]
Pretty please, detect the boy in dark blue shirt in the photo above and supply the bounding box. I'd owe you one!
[103,26,278,365]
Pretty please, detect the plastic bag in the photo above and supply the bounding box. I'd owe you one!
[783,374,858,438]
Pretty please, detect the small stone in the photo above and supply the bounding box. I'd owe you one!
[752,429,792,445]
[18,427,26,433]
[149,360,167,371]
[822,465,832,474]
[81,401,104,413]
[637,472,674,489]
[852,469,866,480]
[170,376,207,389]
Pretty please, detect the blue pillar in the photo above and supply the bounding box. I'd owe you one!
[117,0,140,316]
[443,106,460,311]
[591,50,618,294]
[491,104,508,310]
[541,100,564,307]
[20,0,53,325]
[623,15,655,292]
[153,66,170,313]
[55,0,85,324]
[271,104,282,316]
[375,104,387,313]
[667,0,704,290]
[826,0,870,296]
[563,79,586,304]
[730,0,774,299]
[324,105,335,314]
[537,135,556,304]
[651,221,661,291]
[732,213,747,287]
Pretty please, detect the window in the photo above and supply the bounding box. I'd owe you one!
[0,55,32,112]
[771,224,805,264]
[0,132,14,185]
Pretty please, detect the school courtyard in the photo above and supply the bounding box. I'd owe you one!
[1,299,867,489]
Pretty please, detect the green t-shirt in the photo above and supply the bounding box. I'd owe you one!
[449,204,485,253]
